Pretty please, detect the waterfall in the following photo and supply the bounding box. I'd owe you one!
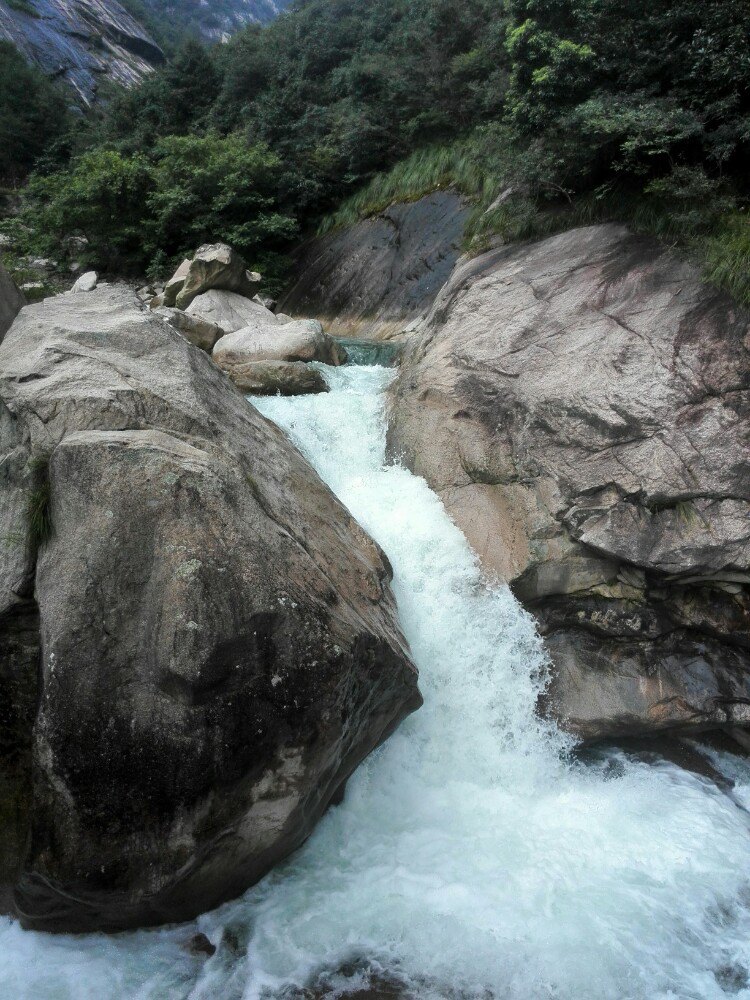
[2,362,750,1000]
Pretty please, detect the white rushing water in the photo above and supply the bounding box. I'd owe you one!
[3,362,750,999]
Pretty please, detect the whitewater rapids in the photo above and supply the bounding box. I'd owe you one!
[2,362,750,1000]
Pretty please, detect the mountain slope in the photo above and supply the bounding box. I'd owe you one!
[0,0,164,104]
[139,0,292,42]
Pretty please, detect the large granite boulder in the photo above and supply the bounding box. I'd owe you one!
[213,318,345,375]
[280,192,470,341]
[154,305,224,352]
[187,288,274,334]
[0,285,420,932]
[166,244,261,310]
[388,223,749,744]
[0,262,24,344]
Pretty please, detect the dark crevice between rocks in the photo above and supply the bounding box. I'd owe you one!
[0,599,40,916]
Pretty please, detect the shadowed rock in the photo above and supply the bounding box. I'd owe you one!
[154,305,224,352]
[388,223,749,744]
[280,192,470,341]
[0,285,420,932]
[172,244,261,311]
[0,263,24,344]
[229,359,329,396]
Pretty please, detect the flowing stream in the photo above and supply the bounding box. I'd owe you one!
[2,361,750,999]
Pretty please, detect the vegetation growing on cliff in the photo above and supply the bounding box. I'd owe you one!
[5,0,750,300]
[0,42,69,186]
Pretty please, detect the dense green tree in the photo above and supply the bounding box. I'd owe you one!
[10,0,750,301]
[20,134,296,286]
[0,42,70,184]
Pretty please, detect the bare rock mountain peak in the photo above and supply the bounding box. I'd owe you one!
[0,0,164,103]
[146,0,292,42]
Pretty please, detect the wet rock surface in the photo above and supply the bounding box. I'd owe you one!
[388,223,750,743]
[228,359,330,395]
[280,192,470,341]
[0,285,420,932]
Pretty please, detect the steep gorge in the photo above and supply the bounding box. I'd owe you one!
[283,206,750,747]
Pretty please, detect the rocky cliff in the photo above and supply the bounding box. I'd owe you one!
[0,0,164,104]
[0,284,420,932]
[143,0,291,42]
[388,223,750,744]
[280,192,470,341]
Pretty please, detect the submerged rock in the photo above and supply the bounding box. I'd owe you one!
[388,223,750,744]
[0,263,24,343]
[0,285,420,932]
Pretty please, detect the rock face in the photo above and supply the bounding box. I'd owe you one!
[0,0,164,104]
[141,0,291,42]
[280,192,470,341]
[0,285,420,932]
[0,263,24,344]
[388,223,750,744]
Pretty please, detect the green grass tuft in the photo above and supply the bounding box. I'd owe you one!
[26,456,53,554]
[319,131,750,308]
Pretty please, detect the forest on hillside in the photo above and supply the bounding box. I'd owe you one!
[1,0,749,299]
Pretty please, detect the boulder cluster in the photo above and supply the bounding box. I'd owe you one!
[147,244,346,393]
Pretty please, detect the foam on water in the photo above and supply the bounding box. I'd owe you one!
[2,363,750,1000]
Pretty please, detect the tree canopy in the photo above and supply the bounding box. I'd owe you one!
[7,0,750,299]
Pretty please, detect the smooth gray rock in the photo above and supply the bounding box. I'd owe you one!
[280,191,470,341]
[388,223,750,744]
[213,317,345,374]
[0,285,420,932]
[0,263,24,344]
[230,359,329,396]
[187,288,274,334]
[71,270,97,293]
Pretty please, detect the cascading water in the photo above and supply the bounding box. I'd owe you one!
[2,361,750,1000]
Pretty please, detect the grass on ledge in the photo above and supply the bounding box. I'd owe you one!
[318,135,750,309]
